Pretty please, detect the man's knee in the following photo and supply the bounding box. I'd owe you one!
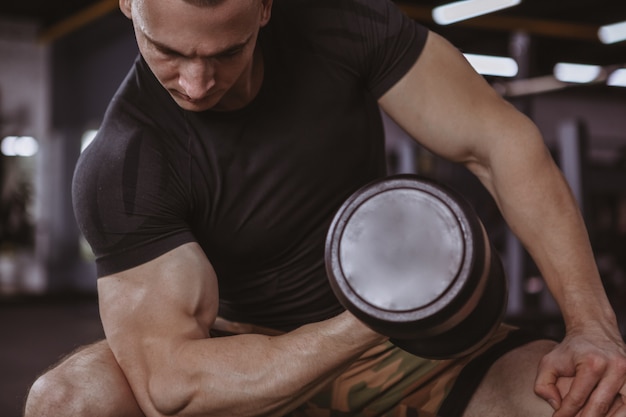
[23,340,139,417]
[463,339,558,417]
[24,360,92,416]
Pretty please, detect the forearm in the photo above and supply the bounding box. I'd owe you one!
[136,311,385,417]
[506,166,613,325]
[472,122,617,330]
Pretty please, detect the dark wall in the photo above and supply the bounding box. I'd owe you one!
[52,10,138,128]
[44,10,137,291]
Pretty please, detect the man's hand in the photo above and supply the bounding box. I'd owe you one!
[535,326,626,417]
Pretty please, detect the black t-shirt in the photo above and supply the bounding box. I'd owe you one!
[72,0,428,330]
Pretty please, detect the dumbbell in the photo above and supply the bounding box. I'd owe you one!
[325,174,507,359]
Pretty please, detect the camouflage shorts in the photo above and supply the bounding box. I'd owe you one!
[211,318,540,417]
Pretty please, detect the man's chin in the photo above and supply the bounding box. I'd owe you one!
[173,98,217,112]
[168,90,220,112]
[170,91,248,112]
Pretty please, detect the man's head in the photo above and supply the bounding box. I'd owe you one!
[120,0,272,112]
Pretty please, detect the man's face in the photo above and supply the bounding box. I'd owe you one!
[121,0,271,112]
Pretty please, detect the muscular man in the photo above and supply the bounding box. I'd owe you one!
[25,0,626,416]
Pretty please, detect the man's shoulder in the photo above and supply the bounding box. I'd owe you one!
[77,59,181,175]
[268,0,419,54]
[91,60,183,155]
[271,0,396,28]
[100,56,176,129]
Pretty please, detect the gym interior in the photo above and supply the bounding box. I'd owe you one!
[1,1,625,416]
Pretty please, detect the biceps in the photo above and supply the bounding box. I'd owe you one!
[97,242,218,367]
[378,30,527,166]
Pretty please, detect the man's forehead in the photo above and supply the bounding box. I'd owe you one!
[134,0,257,8]
[133,0,260,56]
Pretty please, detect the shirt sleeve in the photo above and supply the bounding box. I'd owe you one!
[288,0,429,99]
[72,104,195,277]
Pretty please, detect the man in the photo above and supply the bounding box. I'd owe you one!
[25,0,626,416]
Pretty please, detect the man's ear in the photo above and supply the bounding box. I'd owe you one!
[260,0,273,27]
[119,0,132,19]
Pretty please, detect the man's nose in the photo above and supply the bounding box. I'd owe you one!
[178,59,216,100]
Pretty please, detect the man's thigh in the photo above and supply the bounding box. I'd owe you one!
[290,325,553,417]
[25,340,145,417]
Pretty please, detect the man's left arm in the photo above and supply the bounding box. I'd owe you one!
[378,29,626,417]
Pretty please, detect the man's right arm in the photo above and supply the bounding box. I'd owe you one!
[98,242,385,417]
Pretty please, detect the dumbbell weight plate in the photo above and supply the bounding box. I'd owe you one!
[325,174,507,359]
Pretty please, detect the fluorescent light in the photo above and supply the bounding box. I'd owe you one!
[433,0,521,25]
[0,136,16,156]
[1,136,39,157]
[598,20,626,44]
[553,63,603,83]
[499,75,568,97]
[81,129,98,152]
[608,68,626,87]
[464,53,518,77]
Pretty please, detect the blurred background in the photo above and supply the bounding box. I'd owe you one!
[1,0,625,416]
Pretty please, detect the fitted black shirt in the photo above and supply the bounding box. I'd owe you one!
[72,0,428,330]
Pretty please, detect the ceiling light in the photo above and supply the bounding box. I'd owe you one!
[598,20,626,44]
[1,136,39,157]
[497,75,568,97]
[464,53,518,77]
[608,68,626,87]
[81,129,98,152]
[433,0,522,25]
[553,63,603,83]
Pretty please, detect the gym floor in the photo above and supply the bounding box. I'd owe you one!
[0,293,104,417]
